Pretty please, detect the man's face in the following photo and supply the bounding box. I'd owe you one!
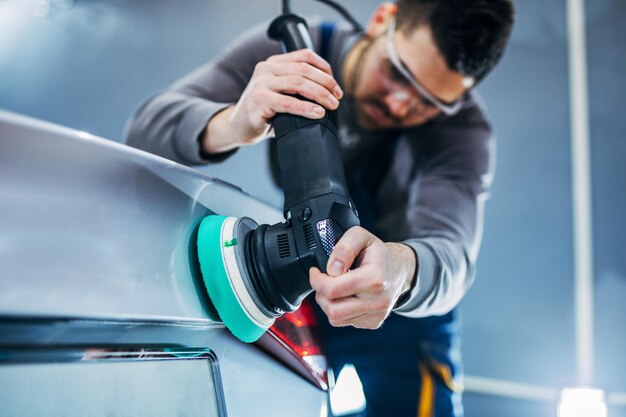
[351,22,468,131]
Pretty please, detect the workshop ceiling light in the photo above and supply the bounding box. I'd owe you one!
[558,387,607,417]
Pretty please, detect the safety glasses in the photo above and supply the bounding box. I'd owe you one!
[385,17,464,116]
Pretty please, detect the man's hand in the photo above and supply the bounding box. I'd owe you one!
[203,49,343,154]
[309,226,417,329]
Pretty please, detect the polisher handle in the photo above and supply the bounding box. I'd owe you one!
[268,12,359,242]
[252,11,360,313]
[268,14,314,52]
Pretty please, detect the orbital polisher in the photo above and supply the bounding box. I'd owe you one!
[196,0,361,342]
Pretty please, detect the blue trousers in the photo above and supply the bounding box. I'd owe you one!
[318,308,464,417]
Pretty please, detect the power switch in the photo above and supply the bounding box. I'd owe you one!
[298,206,312,221]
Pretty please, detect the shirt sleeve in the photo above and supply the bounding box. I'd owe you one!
[124,22,282,165]
[392,101,495,317]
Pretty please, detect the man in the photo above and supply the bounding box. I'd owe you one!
[126,1,514,415]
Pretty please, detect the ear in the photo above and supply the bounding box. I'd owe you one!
[364,2,397,38]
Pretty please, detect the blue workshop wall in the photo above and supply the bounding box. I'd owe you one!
[460,0,577,387]
[1,1,624,416]
[461,1,626,415]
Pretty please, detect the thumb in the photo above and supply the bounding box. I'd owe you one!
[327,226,373,277]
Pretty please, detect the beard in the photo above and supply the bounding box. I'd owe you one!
[354,97,399,130]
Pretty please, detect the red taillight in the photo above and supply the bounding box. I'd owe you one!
[255,298,328,390]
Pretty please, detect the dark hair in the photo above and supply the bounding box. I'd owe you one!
[396,0,515,82]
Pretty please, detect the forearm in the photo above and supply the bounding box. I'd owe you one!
[126,22,284,165]
[393,237,473,317]
[385,242,417,304]
[125,91,235,165]
[202,105,239,155]
[202,103,275,155]
[390,105,493,317]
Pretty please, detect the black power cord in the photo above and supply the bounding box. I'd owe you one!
[313,0,363,32]
[283,0,363,33]
[282,0,293,14]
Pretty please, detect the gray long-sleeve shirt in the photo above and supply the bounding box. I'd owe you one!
[125,20,494,319]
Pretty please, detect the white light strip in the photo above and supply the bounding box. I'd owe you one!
[463,375,558,402]
[464,375,626,408]
[566,0,594,385]
[608,392,626,407]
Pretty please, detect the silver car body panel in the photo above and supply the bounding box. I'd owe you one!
[0,110,326,416]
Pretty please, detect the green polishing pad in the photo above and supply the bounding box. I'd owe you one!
[197,215,271,343]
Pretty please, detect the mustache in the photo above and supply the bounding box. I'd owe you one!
[363,98,402,124]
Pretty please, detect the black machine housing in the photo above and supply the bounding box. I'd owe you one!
[241,9,360,317]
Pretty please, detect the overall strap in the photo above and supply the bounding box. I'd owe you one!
[319,21,336,62]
